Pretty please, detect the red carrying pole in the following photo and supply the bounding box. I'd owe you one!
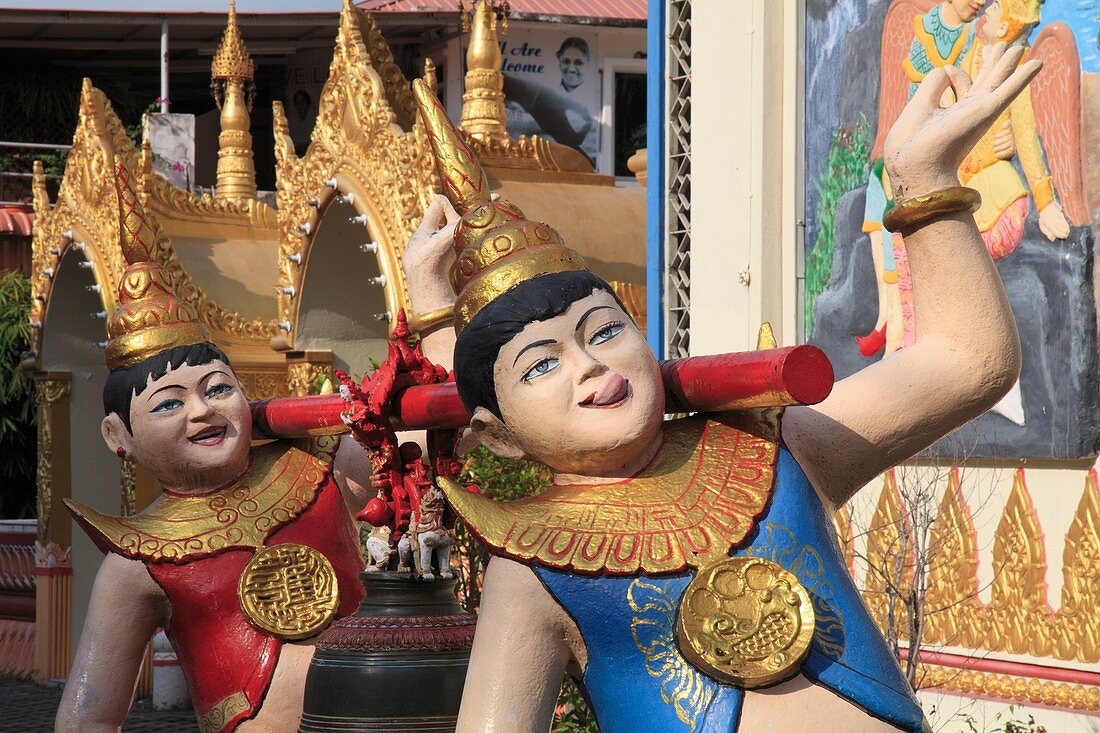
[251,345,834,439]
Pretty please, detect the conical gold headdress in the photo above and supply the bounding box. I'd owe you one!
[412,80,587,333]
[105,157,209,370]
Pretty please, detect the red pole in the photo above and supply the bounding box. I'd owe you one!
[251,345,834,439]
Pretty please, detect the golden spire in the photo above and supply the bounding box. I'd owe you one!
[211,0,254,82]
[211,0,257,201]
[460,1,508,140]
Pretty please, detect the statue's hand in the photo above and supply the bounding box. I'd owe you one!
[1038,201,1071,241]
[884,43,1041,202]
[403,194,461,315]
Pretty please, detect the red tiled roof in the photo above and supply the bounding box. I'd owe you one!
[358,0,645,22]
[0,206,33,237]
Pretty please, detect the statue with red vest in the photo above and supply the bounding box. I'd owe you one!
[52,158,457,733]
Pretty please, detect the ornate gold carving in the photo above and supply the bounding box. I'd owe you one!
[864,470,912,634]
[235,368,291,400]
[439,417,777,575]
[923,469,984,648]
[211,1,254,82]
[34,379,71,545]
[461,1,508,140]
[198,692,250,733]
[678,557,814,688]
[29,79,277,367]
[237,543,339,640]
[1054,470,1099,662]
[273,1,436,343]
[121,459,137,517]
[211,1,258,201]
[988,470,1053,657]
[33,541,72,569]
[64,437,337,563]
[856,468,1100,667]
[286,362,332,398]
[628,577,715,728]
[919,665,1100,712]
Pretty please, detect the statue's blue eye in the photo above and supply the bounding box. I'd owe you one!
[589,322,625,346]
[151,398,183,413]
[522,357,560,383]
[205,383,234,399]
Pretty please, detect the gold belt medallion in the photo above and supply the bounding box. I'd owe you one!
[237,543,339,641]
[677,556,815,689]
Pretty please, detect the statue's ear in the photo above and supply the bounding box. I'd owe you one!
[101,413,133,458]
[468,407,525,461]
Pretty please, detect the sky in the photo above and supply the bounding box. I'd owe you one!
[0,0,340,11]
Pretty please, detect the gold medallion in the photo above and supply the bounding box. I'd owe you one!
[677,556,815,689]
[237,543,339,641]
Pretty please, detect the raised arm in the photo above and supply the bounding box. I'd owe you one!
[56,553,168,733]
[785,44,1038,508]
[403,194,462,372]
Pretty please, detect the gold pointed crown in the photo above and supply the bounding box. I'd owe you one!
[212,1,254,81]
[412,79,587,333]
[105,157,209,370]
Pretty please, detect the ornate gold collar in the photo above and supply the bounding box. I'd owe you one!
[439,413,779,575]
[66,436,338,563]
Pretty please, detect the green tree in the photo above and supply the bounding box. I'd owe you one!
[0,272,36,518]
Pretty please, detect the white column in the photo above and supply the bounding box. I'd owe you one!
[160,21,170,113]
[688,0,803,354]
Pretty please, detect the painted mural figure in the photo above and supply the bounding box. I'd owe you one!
[52,161,454,733]
[859,0,982,358]
[406,39,1037,731]
[960,0,1070,256]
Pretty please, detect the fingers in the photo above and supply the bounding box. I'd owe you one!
[438,195,461,225]
[973,44,1026,96]
[992,57,1042,106]
[941,65,972,104]
[909,67,956,112]
[413,196,446,238]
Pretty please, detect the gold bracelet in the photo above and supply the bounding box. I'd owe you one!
[407,305,454,334]
[883,186,981,234]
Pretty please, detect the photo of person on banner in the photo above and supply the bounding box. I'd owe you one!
[503,36,598,164]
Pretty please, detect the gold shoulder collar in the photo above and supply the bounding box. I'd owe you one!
[439,416,778,576]
[66,436,338,563]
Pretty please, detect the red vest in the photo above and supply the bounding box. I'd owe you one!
[66,437,365,733]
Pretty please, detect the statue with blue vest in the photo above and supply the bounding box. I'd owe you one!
[402,40,1039,733]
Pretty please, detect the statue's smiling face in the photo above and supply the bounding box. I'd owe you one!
[485,289,665,476]
[123,361,252,491]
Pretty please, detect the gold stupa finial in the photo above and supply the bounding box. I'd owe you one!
[106,156,209,370]
[413,80,586,333]
[460,0,508,140]
[211,0,254,82]
[210,0,257,201]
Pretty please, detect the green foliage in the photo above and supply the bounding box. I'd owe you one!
[804,118,872,336]
[551,677,598,733]
[0,272,36,518]
[929,704,1047,733]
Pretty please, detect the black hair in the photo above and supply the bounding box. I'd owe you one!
[453,270,625,420]
[103,342,232,434]
[557,37,591,60]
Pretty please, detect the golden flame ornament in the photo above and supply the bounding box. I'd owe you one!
[105,157,209,370]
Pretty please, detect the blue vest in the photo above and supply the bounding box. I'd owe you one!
[533,446,929,733]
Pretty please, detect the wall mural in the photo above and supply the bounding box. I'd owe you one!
[805,0,1099,459]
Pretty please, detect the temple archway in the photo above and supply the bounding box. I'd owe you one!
[294,197,390,377]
